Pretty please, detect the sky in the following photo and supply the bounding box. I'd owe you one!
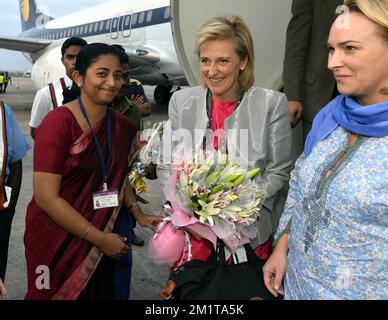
[0,0,106,71]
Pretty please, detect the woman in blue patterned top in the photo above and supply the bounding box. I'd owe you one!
[263,0,388,300]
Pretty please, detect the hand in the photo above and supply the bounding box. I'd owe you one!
[97,233,131,259]
[131,95,151,116]
[0,279,7,299]
[132,94,144,106]
[262,247,287,297]
[136,213,163,232]
[139,104,151,117]
[288,101,303,128]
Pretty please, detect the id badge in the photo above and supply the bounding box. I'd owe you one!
[93,189,119,210]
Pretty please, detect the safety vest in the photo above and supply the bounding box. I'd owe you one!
[0,75,4,84]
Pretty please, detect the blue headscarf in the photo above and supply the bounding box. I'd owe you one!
[304,95,388,156]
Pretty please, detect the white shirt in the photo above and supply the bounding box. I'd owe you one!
[29,75,72,128]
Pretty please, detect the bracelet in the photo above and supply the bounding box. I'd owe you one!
[128,202,140,211]
[79,222,92,240]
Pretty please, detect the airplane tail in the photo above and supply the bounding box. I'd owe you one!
[19,0,53,32]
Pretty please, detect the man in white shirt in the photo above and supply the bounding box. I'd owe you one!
[29,37,87,139]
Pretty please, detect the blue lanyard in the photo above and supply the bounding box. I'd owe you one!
[77,96,112,191]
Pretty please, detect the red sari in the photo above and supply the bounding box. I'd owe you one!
[24,107,136,300]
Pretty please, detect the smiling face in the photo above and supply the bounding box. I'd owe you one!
[199,38,247,101]
[328,12,388,105]
[75,54,122,105]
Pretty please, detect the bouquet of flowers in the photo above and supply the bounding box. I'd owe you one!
[148,147,264,265]
[127,121,163,193]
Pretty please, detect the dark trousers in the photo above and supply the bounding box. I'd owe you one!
[79,207,133,300]
[0,208,15,281]
[3,82,8,93]
[112,207,133,300]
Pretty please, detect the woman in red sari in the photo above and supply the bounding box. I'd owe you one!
[24,43,162,300]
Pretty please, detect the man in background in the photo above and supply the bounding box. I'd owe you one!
[283,0,342,160]
[0,73,4,94]
[29,37,87,139]
[2,72,12,94]
[125,78,151,117]
[0,100,31,295]
[111,44,149,247]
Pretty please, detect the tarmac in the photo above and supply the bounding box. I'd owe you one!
[0,77,170,300]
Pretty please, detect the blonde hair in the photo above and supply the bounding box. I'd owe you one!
[344,0,388,41]
[195,15,254,91]
[344,0,388,95]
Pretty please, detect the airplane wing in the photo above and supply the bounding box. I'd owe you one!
[0,35,51,53]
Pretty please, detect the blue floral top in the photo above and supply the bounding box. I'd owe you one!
[275,127,388,300]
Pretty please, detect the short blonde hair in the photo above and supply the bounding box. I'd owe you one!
[195,15,255,91]
[344,0,388,95]
[344,0,388,41]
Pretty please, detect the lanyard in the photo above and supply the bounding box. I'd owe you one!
[77,96,112,191]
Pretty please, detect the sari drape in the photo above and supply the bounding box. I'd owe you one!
[24,107,136,300]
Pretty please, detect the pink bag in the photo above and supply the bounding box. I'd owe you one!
[148,220,185,265]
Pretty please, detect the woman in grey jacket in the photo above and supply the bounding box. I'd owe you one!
[157,15,292,269]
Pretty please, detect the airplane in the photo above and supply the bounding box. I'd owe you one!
[0,0,293,104]
[0,0,185,104]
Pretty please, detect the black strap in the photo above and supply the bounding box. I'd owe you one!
[215,239,263,273]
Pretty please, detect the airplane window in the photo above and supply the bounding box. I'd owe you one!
[138,12,145,24]
[99,21,104,31]
[106,20,111,30]
[164,7,170,19]
[125,15,131,27]
[146,11,152,22]
[94,23,98,33]
[132,13,137,25]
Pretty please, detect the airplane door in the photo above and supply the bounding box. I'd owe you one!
[122,13,132,38]
[170,0,292,89]
[110,15,121,39]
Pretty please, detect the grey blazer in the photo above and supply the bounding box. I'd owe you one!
[283,0,342,124]
[157,86,292,246]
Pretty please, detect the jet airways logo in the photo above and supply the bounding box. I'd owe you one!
[21,0,30,22]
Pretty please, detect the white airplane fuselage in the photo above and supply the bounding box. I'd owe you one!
[21,0,185,93]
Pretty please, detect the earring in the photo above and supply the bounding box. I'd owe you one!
[240,67,245,71]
